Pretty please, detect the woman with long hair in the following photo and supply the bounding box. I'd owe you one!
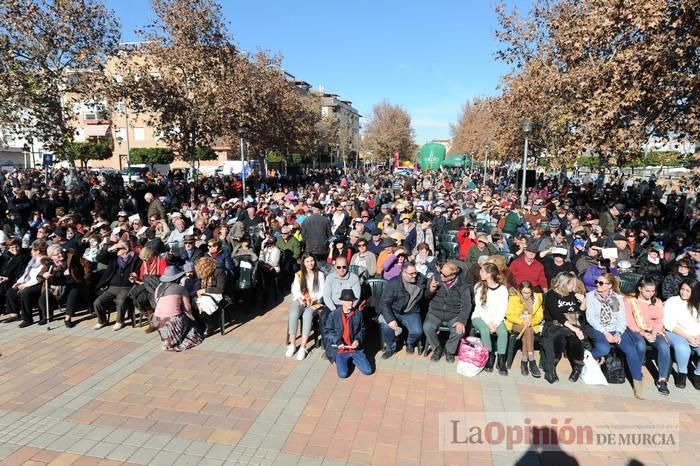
[663,278,700,390]
[624,276,671,395]
[586,272,645,399]
[542,272,588,384]
[194,256,226,337]
[505,281,544,378]
[471,262,510,375]
[286,253,326,361]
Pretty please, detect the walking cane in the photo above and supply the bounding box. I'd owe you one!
[45,266,52,331]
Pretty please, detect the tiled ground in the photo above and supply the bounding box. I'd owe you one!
[68,351,294,443]
[1,296,699,465]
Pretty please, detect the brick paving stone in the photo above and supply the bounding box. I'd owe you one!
[2,298,700,465]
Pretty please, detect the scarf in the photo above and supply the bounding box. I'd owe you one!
[594,290,619,327]
[415,227,434,252]
[117,253,132,271]
[339,309,355,353]
[629,297,652,332]
[402,278,422,314]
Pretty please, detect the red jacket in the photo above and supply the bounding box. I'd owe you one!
[456,229,477,261]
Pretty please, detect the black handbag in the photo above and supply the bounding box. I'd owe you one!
[603,348,626,384]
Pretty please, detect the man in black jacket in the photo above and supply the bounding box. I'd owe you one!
[93,240,142,330]
[378,262,425,359]
[301,203,331,263]
[423,261,472,362]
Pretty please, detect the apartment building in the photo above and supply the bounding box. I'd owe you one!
[1,49,360,172]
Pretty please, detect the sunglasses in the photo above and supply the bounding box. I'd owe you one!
[335,266,348,270]
[595,280,610,286]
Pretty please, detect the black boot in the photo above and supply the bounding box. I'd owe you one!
[203,314,217,338]
[520,361,529,376]
[569,363,583,383]
[528,360,541,378]
[484,353,496,372]
[497,354,508,376]
[544,366,559,384]
[675,373,687,389]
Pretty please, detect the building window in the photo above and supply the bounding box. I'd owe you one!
[115,127,126,141]
[133,127,145,141]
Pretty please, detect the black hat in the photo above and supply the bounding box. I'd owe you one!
[525,240,539,253]
[339,289,356,302]
[312,202,323,210]
[51,227,66,240]
[614,203,626,214]
[183,234,195,243]
[612,233,626,242]
[379,238,397,249]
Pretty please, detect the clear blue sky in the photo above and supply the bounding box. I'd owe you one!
[107,0,527,145]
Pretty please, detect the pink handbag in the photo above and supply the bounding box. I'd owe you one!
[456,336,490,377]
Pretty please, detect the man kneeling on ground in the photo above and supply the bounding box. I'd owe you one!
[324,289,374,378]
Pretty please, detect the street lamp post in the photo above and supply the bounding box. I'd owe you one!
[521,119,533,206]
[22,143,30,169]
[483,142,490,185]
[238,126,248,197]
[116,136,124,170]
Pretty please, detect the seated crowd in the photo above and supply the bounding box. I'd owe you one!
[1,166,699,394]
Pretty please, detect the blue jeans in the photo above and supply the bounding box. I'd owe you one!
[666,331,700,376]
[632,332,671,379]
[335,350,374,378]
[381,312,423,351]
[591,328,643,381]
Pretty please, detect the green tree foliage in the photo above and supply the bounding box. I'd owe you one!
[67,142,112,169]
[194,146,217,161]
[130,147,175,166]
[266,151,284,163]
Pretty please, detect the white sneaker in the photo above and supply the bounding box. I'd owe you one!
[296,347,307,361]
[113,322,124,331]
[285,344,296,358]
[93,322,106,330]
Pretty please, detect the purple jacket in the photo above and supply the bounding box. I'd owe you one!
[582,265,619,292]
[382,254,402,280]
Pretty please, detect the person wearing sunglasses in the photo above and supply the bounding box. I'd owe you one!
[322,257,361,318]
[423,261,471,363]
[586,273,645,399]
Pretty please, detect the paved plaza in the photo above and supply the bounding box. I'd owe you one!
[0,296,699,466]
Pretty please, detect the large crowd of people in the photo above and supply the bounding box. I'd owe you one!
[1,164,699,395]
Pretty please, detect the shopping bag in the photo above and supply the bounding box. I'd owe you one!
[456,336,489,377]
[580,349,608,385]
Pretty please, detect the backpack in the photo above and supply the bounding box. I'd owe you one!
[603,348,626,384]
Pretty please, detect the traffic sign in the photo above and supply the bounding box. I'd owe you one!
[43,153,54,166]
